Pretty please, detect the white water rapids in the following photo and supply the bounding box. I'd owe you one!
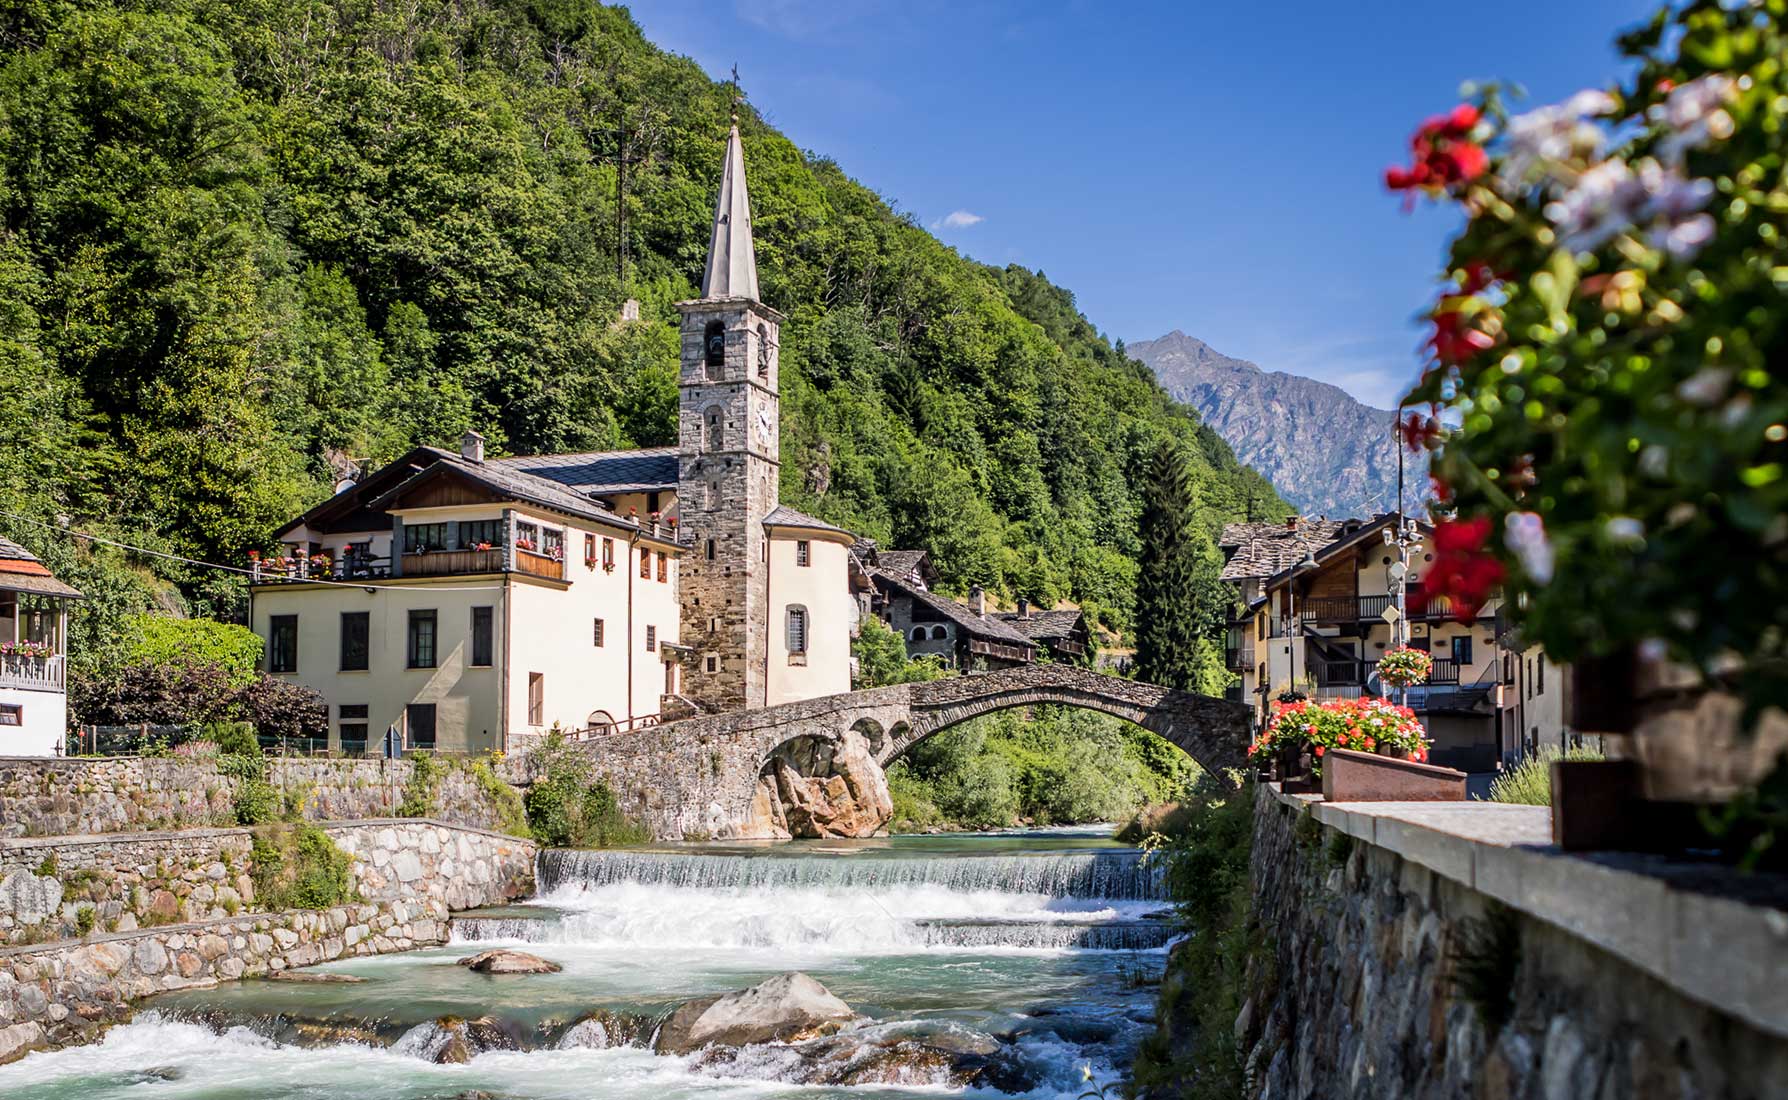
[0,829,1172,1100]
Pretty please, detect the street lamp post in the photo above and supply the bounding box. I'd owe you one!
[1382,513,1422,709]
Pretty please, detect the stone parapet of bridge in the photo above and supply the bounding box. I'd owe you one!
[544,663,1251,841]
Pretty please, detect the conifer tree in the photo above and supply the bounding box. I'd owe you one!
[1134,440,1227,692]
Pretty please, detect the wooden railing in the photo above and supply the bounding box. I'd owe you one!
[402,548,506,576]
[0,654,64,693]
[515,549,566,581]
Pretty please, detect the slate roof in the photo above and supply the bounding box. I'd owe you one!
[874,550,930,580]
[873,572,1035,648]
[993,608,1086,642]
[0,535,83,598]
[495,448,679,495]
[1218,519,1348,582]
[762,504,855,538]
[374,450,678,541]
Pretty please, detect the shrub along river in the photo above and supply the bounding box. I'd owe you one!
[0,827,1172,1100]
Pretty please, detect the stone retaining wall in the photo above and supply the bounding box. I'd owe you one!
[0,819,536,1063]
[0,820,535,946]
[1242,786,1788,1100]
[0,755,516,838]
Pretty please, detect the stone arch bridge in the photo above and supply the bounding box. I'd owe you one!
[542,664,1253,840]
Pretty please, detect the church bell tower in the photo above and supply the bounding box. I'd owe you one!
[676,121,782,714]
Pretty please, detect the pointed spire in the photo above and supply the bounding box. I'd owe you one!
[701,124,760,301]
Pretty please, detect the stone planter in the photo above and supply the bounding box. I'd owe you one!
[1573,650,1788,803]
[1321,748,1465,802]
[1557,649,1788,852]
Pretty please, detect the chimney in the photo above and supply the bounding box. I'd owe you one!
[461,430,485,464]
[1285,514,1300,531]
[970,585,986,618]
[1017,596,1031,619]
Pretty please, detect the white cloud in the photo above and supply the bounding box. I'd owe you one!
[932,210,985,230]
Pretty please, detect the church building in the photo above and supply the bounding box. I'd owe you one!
[247,124,858,753]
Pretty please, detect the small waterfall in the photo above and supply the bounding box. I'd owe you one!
[539,849,1166,901]
[452,917,550,943]
[913,919,1174,951]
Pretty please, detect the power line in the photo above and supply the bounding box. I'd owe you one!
[0,509,507,594]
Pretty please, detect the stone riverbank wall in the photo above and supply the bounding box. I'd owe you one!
[0,755,516,838]
[1242,785,1788,1100]
[0,819,535,1063]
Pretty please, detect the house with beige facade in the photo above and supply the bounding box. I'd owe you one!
[1220,514,1570,772]
[248,123,858,754]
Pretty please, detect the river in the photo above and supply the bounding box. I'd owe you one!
[0,827,1171,1099]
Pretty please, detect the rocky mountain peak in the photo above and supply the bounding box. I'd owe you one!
[1128,332,1427,519]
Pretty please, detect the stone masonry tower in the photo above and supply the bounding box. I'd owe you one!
[676,122,782,714]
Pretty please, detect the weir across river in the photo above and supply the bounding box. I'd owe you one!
[538,664,1253,840]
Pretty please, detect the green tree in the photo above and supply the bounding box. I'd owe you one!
[1134,441,1228,692]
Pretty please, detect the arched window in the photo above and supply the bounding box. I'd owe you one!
[757,322,771,378]
[786,605,809,654]
[585,710,616,737]
[931,625,948,640]
[704,320,726,372]
[704,406,724,452]
[910,627,926,642]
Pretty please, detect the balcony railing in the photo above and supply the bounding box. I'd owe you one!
[403,548,505,577]
[0,654,64,693]
[1309,655,1368,688]
[1225,644,1255,670]
[253,545,567,583]
[1294,590,1498,626]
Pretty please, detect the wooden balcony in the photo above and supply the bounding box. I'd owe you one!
[402,548,506,576]
[0,654,64,693]
[515,549,566,581]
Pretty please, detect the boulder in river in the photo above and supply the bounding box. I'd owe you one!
[456,949,562,975]
[395,1015,519,1064]
[654,972,858,1054]
[555,1008,654,1050]
[267,970,366,984]
[760,728,894,839]
[684,1022,1029,1090]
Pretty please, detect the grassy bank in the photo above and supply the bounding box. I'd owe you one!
[1131,780,1263,1100]
[885,706,1199,832]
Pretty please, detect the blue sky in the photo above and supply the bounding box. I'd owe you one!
[630,0,1653,409]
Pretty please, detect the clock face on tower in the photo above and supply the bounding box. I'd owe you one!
[754,405,775,447]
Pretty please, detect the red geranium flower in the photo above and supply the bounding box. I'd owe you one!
[1416,517,1505,621]
[1386,104,1488,203]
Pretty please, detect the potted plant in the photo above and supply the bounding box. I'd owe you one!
[1386,2,1788,821]
[1377,646,1433,689]
[1251,697,1432,781]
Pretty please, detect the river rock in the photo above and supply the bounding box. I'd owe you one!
[654,972,858,1054]
[395,1015,518,1064]
[557,1008,653,1050]
[267,969,367,984]
[456,949,562,975]
[687,1027,1025,1090]
[768,729,893,839]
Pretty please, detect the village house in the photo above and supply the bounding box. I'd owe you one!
[248,122,858,753]
[1220,514,1569,772]
[0,536,81,757]
[852,544,1093,670]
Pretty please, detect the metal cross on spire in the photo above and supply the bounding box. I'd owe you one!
[730,64,742,126]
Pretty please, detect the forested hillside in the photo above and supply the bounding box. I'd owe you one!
[0,0,1285,661]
